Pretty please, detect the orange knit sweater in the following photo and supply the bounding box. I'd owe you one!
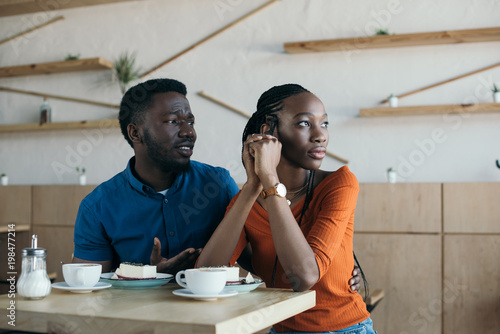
[228,166,370,332]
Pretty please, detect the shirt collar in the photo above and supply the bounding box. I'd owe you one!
[124,157,154,196]
[124,157,186,196]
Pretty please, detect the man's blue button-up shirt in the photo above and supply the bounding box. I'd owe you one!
[73,158,239,267]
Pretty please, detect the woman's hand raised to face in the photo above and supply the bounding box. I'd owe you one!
[242,134,262,191]
[246,134,282,186]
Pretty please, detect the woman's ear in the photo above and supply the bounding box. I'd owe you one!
[127,123,142,144]
[260,123,271,135]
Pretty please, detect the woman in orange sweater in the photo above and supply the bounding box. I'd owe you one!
[198,84,376,333]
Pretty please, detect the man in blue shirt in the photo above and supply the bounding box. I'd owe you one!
[72,78,239,273]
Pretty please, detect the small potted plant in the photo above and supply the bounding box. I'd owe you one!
[374,29,389,35]
[492,84,500,103]
[388,94,398,108]
[387,168,397,183]
[1,173,8,186]
[374,29,396,36]
[113,51,142,94]
[64,53,81,61]
[76,167,86,186]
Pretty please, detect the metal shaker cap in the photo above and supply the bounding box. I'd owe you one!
[22,248,47,256]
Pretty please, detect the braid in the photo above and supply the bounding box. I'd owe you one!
[242,84,309,143]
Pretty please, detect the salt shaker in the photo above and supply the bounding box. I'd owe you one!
[16,235,51,300]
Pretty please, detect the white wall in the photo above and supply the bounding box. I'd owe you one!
[1,0,499,185]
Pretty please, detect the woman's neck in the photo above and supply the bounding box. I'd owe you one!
[276,163,310,191]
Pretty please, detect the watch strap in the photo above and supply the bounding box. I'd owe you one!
[261,183,278,199]
[261,183,286,199]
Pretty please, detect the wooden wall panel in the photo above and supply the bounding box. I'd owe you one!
[32,185,96,226]
[0,231,30,282]
[0,186,32,284]
[443,183,500,233]
[355,183,441,232]
[443,235,500,333]
[354,234,442,334]
[33,226,75,281]
[0,186,31,227]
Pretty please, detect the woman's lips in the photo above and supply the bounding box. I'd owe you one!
[308,147,326,159]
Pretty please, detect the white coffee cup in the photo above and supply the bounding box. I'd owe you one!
[63,263,102,287]
[175,268,227,295]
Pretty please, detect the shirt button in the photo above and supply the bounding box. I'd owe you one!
[164,198,168,204]
[169,231,175,237]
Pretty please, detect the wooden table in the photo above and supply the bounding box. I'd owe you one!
[0,283,315,334]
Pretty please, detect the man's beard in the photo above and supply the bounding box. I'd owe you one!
[143,129,191,174]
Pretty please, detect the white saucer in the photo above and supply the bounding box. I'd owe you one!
[172,288,238,301]
[52,282,112,293]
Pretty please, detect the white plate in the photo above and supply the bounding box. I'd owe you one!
[52,282,112,293]
[100,272,173,289]
[172,288,238,301]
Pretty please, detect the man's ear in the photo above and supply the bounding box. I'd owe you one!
[127,123,142,144]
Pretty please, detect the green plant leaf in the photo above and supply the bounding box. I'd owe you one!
[113,51,142,94]
[375,29,389,35]
[64,53,81,61]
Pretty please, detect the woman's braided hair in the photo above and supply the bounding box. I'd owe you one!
[242,84,309,143]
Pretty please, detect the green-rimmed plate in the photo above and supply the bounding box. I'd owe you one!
[100,272,173,289]
[225,278,264,294]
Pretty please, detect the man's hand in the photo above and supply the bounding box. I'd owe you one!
[150,237,201,275]
[349,265,362,292]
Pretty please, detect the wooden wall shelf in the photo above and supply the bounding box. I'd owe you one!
[359,103,500,117]
[0,119,119,133]
[0,0,139,17]
[284,27,500,53]
[0,58,113,78]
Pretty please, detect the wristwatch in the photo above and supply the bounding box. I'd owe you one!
[261,183,287,199]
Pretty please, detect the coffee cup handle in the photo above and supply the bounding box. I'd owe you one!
[175,270,188,289]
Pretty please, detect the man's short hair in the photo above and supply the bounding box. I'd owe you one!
[118,78,187,147]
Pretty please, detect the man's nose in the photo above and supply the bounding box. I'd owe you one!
[179,121,194,137]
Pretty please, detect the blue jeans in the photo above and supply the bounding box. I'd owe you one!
[267,317,377,334]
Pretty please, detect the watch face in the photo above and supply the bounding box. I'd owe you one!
[276,183,287,197]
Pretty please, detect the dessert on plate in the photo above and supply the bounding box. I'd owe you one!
[243,272,255,284]
[222,266,240,283]
[226,271,257,285]
[111,262,156,280]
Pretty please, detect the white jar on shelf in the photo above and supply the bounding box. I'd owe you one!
[388,95,398,108]
[387,168,397,183]
[79,174,87,186]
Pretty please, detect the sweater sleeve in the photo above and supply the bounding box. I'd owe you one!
[306,170,359,279]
